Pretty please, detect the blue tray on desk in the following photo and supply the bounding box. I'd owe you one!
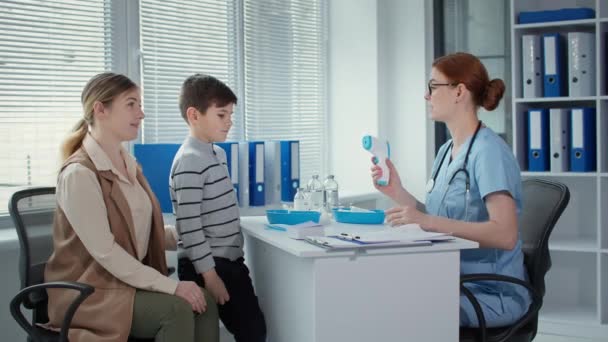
[266,210,321,225]
[333,208,385,224]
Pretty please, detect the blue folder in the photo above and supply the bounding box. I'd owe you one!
[280,140,300,202]
[518,8,595,24]
[527,109,550,172]
[542,33,566,97]
[134,144,181,213]
[214,141,240,200]
[570,108,596,172]
[248,141,265,206]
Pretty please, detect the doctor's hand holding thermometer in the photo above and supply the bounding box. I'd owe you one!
[362,135,390,186]
[370,159,429,227]
[368,145,428,226]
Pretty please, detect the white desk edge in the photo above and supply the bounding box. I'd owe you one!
[240,216,479,258]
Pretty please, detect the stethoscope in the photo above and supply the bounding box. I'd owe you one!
[426,120,483,195]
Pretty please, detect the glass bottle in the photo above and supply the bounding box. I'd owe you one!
[293,188,307,211]
[307,174,324,210]
[323,175,339,211]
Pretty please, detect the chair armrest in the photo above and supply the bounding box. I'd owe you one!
[460,273,542,342]
[10,282,94,342]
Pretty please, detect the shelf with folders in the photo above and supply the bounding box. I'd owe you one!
[514,27,597,100]
[511,0,608,337]
[601,100,608,173]
[513,102,599,173]
[602,23,608,96]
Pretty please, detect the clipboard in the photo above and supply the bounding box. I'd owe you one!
[304,236,432,250]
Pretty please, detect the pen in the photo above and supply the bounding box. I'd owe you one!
[339,233,360,240]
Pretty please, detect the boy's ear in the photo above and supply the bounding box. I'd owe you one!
[186,107,201,125]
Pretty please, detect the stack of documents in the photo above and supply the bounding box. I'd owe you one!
[305,224,454,250]
[266,221,325,240]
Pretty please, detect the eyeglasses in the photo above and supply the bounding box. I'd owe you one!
[427,80,458,95]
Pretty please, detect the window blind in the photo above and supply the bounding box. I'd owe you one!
[139,0,241,143]
[242,0,327,182]
[0,0,113,213]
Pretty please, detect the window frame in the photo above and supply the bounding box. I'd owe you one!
[0,0,329,225]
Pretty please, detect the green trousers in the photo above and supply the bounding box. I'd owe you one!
[130,288,219,342]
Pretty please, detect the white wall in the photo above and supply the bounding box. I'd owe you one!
[329,0,434,204]
[378,0,434,202]
[328,0,379,198]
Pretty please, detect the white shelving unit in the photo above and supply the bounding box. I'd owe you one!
[511,0,608,339]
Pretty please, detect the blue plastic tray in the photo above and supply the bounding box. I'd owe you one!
[333,209,385,224]
[266,210,321,225]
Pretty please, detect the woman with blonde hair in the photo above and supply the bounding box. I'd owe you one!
[45,72,219,341]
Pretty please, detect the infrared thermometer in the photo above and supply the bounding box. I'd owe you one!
[362,135,390,186]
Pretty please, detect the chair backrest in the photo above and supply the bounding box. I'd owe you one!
[8,187,56,311]
[519,179,569,298]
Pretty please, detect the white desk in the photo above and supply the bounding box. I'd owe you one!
[241,216,478,342]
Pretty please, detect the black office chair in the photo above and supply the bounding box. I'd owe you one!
[8,186,93,342]
[8,187,172,342]
[459,179,570,342]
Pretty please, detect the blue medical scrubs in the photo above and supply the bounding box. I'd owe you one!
[425,127,532,328]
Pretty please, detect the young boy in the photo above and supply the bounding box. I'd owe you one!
[170,74,266,342]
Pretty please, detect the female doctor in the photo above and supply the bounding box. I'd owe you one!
[371,52,531,327]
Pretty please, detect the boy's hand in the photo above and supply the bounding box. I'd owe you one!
[203,268,230,305]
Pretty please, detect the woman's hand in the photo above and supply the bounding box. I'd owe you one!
[385,206,428,228]
[175,281,207,314]
[370,158,404,200]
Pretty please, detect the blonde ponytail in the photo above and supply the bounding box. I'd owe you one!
[61,119,89,161]
[59,72,137,162]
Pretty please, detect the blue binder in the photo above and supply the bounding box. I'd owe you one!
[280,140,300,202]
[542,33,566,97]
[133,144,181,213]
[527,109,550,172]
[570,108,596,172]
[248,141,265,206]
[518,8,595,24]
[214,142,240,199]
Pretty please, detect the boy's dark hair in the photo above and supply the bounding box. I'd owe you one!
[179,74,237,123]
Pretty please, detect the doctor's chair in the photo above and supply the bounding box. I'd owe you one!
[459,178,570,342]
[8,187,168,342]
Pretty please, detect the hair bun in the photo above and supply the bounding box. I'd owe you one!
[482,79,505,111]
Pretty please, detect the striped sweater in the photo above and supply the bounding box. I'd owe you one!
[169,136,243,273]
